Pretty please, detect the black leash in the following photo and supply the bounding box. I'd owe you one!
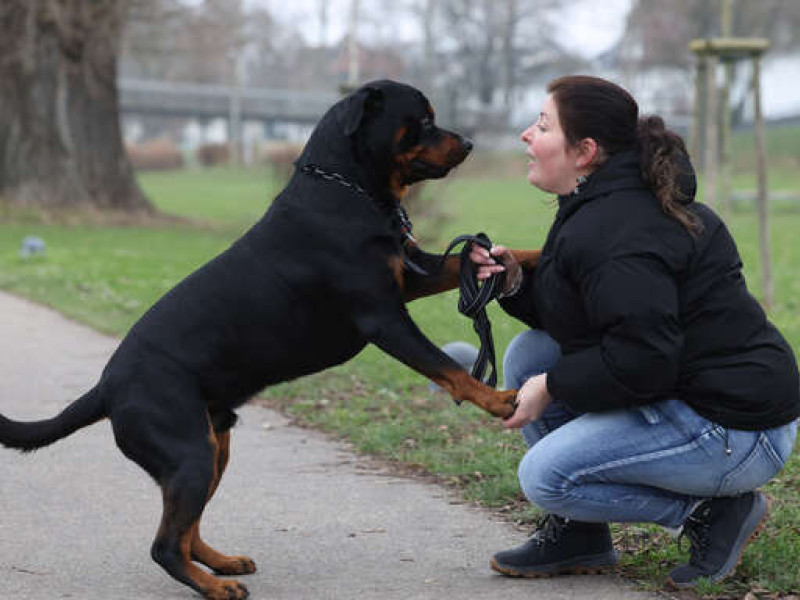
[394,203,505,387]
[435,233,505,389]
[301,164,505,388]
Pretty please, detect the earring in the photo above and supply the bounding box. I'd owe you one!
[573,174,588,195]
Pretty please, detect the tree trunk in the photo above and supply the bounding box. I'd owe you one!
[0,0,152,212]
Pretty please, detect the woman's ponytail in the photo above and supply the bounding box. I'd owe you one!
[548,76,704,236]
[637,115,703,236]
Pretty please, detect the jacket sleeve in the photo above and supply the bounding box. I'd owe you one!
[547,254,683,413]
[498,268,541,329]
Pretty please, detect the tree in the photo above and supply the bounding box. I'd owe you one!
[0,0,151,212]
[619,0,800,77]
[417,0,574,130]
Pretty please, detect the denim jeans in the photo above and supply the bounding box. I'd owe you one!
[503,329,799,528]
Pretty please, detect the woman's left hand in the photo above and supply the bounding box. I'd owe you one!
[503,373,552,429]
[468,245,521,291]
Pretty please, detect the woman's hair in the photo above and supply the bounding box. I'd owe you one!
[547,75,702,235]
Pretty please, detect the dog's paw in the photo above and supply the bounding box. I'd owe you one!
[487,389,518,419]
[202,579,249,600]
[213,556,257,576]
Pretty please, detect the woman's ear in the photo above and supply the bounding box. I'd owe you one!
[574,138,599,169]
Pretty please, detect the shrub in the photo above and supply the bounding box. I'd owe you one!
[197,144,230,167]
[260,142,303,183]
[127,138,184,172]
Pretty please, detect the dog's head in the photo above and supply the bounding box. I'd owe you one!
[332,80,473,200]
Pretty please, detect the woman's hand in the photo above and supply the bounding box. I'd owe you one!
[468,245,522,295]
[503,373,552,429]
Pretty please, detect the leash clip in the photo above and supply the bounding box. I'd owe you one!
[394,206,417,244]
[395,206,430,275]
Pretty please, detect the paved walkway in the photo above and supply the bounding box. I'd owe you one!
[0,290,661,600]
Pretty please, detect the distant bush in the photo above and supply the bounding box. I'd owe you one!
[127,138,184,171]
[260,142,303,183]
[197,144,231,167]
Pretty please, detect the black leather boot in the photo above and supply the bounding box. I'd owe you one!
[667,491,770,588]
[490,514,619,577]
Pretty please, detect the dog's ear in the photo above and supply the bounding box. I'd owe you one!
[335,85,385,136]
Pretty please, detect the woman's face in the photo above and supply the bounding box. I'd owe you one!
[520,94,583,196]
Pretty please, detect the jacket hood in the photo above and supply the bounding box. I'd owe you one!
[556,147,697,222]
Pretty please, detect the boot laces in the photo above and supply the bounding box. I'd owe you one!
[678,502,713,562]
[529,514,566,546]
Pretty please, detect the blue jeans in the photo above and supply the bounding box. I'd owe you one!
[503,329,799,528]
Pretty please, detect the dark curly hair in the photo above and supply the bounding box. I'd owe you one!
[547,75,702,236]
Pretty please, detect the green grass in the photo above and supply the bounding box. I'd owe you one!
[1,158,799,596]
[138,166,282,230]
[732,124,800,171]
[0,223,232,335]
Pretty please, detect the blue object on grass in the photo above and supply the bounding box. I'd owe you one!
[20,236,46,258]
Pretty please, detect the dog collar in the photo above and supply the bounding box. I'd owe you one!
[300,163,416,243]
[300,163,427,275]
[299,164,369,197]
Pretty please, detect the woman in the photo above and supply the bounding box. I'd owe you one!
[471,75,799,587]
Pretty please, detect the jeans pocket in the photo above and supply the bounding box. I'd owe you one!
[763,419,798,467]
[717,432,786,496]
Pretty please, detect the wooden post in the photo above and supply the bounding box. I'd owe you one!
[704,54,718,208]
[228,52,245,165]
[752,55,774,310]
[689,37,773,309]
[229,83,242,166]
[690,55,707,167]
[718,0,734,217]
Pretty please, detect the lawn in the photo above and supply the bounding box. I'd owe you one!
[1,156,799,596]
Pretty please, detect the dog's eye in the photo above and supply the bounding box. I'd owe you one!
[421,116,434,131]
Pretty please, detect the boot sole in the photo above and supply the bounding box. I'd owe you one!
[490,551,620,578]
[666,492,771,589]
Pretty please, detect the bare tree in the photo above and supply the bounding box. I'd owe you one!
[0,0,151,212]
[617,0,800,129]
[120,0,187,80]
[620,0,800,69]
[418,0,570,129]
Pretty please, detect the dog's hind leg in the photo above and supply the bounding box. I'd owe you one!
[190,426,256,576]
[150,444,250,600]
[114,401,249,600]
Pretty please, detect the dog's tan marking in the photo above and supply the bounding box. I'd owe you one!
[180,527,249,599]
[190,426,257,576]
[429,367,517,418]
[388,255,405,290]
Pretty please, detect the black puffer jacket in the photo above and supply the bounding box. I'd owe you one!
[500,149,799,430]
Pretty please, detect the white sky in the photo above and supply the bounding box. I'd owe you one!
[248,0,634,58]
[558,0,633,58]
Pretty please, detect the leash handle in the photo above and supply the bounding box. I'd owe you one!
[437,233,506,389]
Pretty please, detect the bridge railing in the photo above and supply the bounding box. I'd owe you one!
[118,78,339,123]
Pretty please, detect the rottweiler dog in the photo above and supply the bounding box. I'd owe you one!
[0,80,539,599]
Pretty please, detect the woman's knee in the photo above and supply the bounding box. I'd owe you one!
[503,329,561,390]
[517,447,570,512]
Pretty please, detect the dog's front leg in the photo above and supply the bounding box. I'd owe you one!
[367,311,517,418]
[401,244,542,302]
[401,253,462,302]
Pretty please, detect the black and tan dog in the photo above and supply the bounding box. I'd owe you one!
[0,80,539,599]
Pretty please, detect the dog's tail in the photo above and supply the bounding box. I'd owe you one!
[0,386,105,452]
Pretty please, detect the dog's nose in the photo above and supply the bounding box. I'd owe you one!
[461,138,474,153]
